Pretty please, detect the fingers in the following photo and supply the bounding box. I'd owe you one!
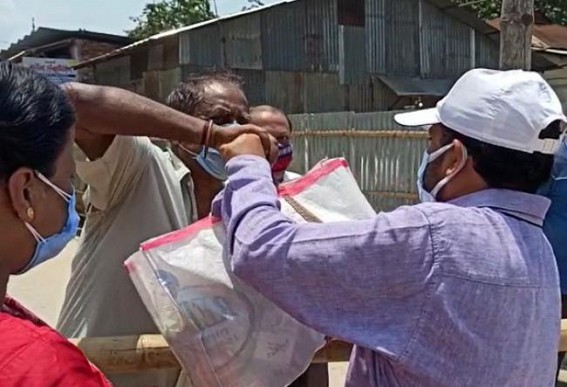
[209,124,278,163]
[258,132,276,160]
[240,125,278,161]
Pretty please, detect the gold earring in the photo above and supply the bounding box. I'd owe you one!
[26,207,34,221]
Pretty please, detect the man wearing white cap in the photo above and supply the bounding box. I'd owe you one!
[211,68,566,386]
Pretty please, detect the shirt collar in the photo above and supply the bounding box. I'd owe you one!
[168,149,191,181]
[449,189,550,227]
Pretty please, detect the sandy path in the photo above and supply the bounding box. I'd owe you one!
[8,238,77,326]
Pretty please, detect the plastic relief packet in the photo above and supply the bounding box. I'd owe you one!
[125,158,376,387]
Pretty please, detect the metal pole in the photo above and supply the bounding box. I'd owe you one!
[499,0,535,70]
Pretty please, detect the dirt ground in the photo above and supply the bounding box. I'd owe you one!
[7,238,349,387]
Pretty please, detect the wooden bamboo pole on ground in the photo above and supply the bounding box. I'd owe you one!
[499,0,535,70]
[70,321,567,375]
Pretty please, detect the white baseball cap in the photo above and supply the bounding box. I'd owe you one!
[394,68,567,154]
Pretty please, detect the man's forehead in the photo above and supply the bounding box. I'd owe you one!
[203,81,245,102]
[252,110,286,125]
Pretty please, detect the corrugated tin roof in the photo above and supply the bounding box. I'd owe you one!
[533,24,567,50]
[74,0,516,70]
[487,19,567,54]
[377,75,454,97]
[74,0,298,69]
[0,27,131,60]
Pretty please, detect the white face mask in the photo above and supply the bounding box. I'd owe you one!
[417,143,468,203]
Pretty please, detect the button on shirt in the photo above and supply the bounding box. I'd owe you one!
[540,141,567,294]
[216,156,560,387]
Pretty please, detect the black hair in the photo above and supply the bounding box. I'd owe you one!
[250,105,293,132]
[166,68,247,123]
[440,121,562,194]
[0,62,75,184]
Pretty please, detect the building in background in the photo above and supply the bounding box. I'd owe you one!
[74,0,562,114]
[0,27,132,83]
[488,12,567,110]
[1,27,131,216]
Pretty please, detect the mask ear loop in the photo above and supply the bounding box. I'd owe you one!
[430,145,469,199]
[428,143,454,163]
[36,172,72,202]
[24,172,72,243]
[178,144,200,158]
[24,222,45,243]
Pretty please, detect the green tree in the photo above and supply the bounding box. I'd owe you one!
[128,0,215,40]
[242,0,265,11]
[455,0,567,25]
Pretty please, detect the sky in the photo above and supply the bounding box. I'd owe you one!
[0,0,283,49]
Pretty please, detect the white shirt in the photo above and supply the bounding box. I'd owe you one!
[57,136,196,387]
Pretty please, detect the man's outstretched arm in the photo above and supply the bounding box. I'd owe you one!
[63,82,211,160]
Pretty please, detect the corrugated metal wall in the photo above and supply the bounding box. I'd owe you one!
[94,55,131,87]
[143,68,181,102]
[475,30,499,69]
[305,0,339,72]
[303,72,345,112]
[289,110,426,212]
[234,69,266,105]
[130,49,148,80]
[265,71,304,114]
[91,0,502,115]
[261,1,306,71]
[387,0,420,77]
[366,0,386,74]
[222,13,263,70]
[545,68,567,106]
[339,25,366,85]
[444,13,473,78]
[179,24,222,66]
[420,0,447,79]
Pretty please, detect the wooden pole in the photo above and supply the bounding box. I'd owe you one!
[499,0,535,70]
[71,322,567,375]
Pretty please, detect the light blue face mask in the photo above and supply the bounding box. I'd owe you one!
[180,121,239,181]
[17,172,80,274]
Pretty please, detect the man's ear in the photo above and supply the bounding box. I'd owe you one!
[7,168,36,222]
[444,139,466,176]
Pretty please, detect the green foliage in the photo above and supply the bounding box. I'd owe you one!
[455,0,567,25]
[128,0,215,40]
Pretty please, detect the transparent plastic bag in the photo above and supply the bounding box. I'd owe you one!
[125,158,376,387]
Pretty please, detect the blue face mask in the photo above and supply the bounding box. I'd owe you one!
[196,149,228,181]
[17,172,80,274]
[179,122,239,181]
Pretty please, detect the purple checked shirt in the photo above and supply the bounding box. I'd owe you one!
[214,155,561,387]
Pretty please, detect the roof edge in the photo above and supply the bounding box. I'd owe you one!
[74,0,298,69]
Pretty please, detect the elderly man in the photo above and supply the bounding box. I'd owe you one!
[250,105,301,184]
[57,71,265,387]
[213,69,566,386]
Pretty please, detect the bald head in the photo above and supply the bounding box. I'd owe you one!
[167,70,249,125]
[250,105,292,144]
